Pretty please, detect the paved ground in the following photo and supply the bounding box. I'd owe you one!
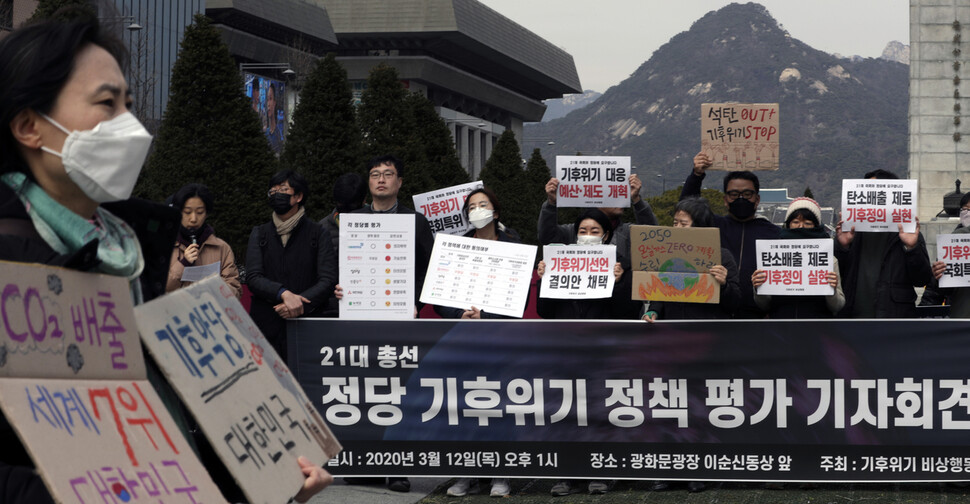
[306,479,970,504]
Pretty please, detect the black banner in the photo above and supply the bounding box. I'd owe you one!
[288,319,970,481]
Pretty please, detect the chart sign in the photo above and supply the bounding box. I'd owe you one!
[554,156,631,208]
[840,179,918,233]
[413,181,483,236]
[420,234,537,318]
[339,214,415,320]
[135,276,341,504]
[701,103,779,171]
[540,245,616,299]
[629,226,721,304]
[755,239,834,296]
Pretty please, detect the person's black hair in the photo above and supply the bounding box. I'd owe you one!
[333,172,367,213]
[172,183,215,215]
[0,14,127,175]
[961,192,970,208]
[367,155,405,179]
[863,169,899,180]
[574,208,614,244]
[722,170,760,193]
[785,208,819,228]
[462,187,502,223]
[269,170,309,206]
[268,82,277,103]
[674,197,716,228]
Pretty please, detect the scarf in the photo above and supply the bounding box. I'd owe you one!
[272,206,305,246]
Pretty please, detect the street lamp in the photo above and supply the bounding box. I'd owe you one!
[656,173,666,194]
[100,15,142,32]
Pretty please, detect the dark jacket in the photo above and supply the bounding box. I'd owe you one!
[536,199,658,270]
[647,247,742,320]
[835,231,933,318]
[681,171,780,318]
[537,267,640,320]
[246,214,337,358]
[352,203,434,311]
[434,226,526,319]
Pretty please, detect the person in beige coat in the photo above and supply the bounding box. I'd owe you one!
[166,183,241,297]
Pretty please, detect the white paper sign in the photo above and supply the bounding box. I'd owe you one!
[339,213,416,320]
[555,156,632,208]
[540,245,616,299]
[755,239,834,296]
[135,276,341,504]
[420,234,537,318]
[937,234,970,288]
[180,261,221,282]
[412,181,483,236]
[841,179,918,233]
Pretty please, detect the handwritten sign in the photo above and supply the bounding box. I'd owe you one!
[554,156,631,208]
[841,179,918,233]
[937,234,970,288]
[701,103,779,171]
[413,181,483,236]
[420,234,537,318]
[339,214,415,320]
[755,239,834,296]
[540,245,616,299]
[135,276,341,504]
[629,226,721,304]
[0,261,145,380]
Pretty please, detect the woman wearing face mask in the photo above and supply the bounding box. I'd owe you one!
[750,198,843,318]
[434,189,521,319]
[642,197,741,324]
[0,15,332,504]
[166,183,241,298]
[922,193,970,316]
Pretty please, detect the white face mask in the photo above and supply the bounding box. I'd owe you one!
[468,207,494,229]
[962,209,970,228]
[576,234,603,246]
[40,112,153,203]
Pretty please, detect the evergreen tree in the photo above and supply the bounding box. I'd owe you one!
[29,0,94,21]
[520,148,552,245]
[280,53,363,217]
[480,130,533,243]
[647,187,726,226]
[404,92,469,191]
[136,14,276,261]
[803,186,815,199]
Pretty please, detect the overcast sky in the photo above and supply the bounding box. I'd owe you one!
[478,1,910,93]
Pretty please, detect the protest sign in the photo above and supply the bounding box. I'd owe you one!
[0,261,226,503]
[937,233,970,288]
[755,239,835,296]
[540,245,616,299]
[135,275,341,504]
[841,179,918,233]
[290,318,970,482]
[339,213,415,320]
[420,234,537,318]
[700,103,779,171]
[554,156,631,208]
[629,226,721,303]
[413,181,483,236]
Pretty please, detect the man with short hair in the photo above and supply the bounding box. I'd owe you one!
[834,169,932,317]
[681,152,780,318]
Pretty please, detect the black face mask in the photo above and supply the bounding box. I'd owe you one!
[728,198,756,220]
[269,193,294,215]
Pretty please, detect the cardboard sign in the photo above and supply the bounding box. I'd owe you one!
[755,239,835,296]
[554,156,632,208]
[937,234,970,288]
[339,213,416,320]
[0,378,227,504]
[629,226,721,304]
[135,276,341,504]
[413,181,483,236]
[540,245,616,299]
[841,179,918,233]
[420,234,537,318]
[0,261,145,380]
[701,103,779,171]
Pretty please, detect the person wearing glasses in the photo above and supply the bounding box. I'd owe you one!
[246,170,336,361]
[680,152,780,318]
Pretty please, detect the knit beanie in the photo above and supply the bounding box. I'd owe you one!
[785,197,822,227]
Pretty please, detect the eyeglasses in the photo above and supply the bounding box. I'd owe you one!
[369,170,397,180]
[267,188,293,197]
[725,189,756,200]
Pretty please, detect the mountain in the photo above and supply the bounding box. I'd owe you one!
[541,90,602,121]
[524,2,908,210]
[880,41,910,64]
